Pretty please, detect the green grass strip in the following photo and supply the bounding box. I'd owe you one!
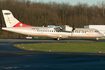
[14,42,105,53]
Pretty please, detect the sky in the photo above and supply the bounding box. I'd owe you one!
[30,0,104,6]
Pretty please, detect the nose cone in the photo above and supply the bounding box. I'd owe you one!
[99,33,104,37]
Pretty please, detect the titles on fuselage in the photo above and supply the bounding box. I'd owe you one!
[31,27,99,34]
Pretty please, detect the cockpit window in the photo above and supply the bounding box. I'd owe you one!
[95,30,99,32]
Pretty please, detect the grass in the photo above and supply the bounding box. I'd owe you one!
[14,42,105,53]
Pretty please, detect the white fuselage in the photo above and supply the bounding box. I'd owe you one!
[2,27,104,39]
[2,10,104,40]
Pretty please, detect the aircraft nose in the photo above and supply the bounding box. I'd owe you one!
[100,33,104,37]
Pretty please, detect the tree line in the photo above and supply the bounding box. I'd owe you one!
[0,0,105,38]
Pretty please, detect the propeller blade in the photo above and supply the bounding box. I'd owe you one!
[72,23,75,31]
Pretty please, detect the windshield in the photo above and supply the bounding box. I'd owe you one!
[95,30,99,32]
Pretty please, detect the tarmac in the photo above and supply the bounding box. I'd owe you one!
[0,39,105,70]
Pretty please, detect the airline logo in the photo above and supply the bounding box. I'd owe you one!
[6,17,15,24]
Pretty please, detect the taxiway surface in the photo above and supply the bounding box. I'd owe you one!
[0,38,105,44]
[0,39,105,70]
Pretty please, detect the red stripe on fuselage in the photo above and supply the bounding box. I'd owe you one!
[13,22,34,27]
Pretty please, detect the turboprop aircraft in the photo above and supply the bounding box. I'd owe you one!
[2,10,104,40]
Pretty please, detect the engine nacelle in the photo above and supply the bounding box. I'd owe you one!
[61,25,73,31]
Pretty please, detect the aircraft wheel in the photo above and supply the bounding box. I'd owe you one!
[57,37,60,41]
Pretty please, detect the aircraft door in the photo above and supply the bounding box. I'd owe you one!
[27,28,34,35]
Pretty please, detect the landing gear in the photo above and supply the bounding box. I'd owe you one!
[96,38,99,41]
[54,37,60,41]
[57,37,60,41]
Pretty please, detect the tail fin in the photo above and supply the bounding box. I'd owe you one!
[2,10,33,27]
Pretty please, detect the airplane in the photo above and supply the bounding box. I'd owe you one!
[2,10,104,40]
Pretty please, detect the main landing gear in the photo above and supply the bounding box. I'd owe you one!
[57,37,60,41]
[54,37,60,41]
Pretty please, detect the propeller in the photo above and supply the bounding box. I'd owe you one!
[72,23,75,31]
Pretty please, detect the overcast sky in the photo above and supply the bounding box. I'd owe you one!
[30,0,104,6]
